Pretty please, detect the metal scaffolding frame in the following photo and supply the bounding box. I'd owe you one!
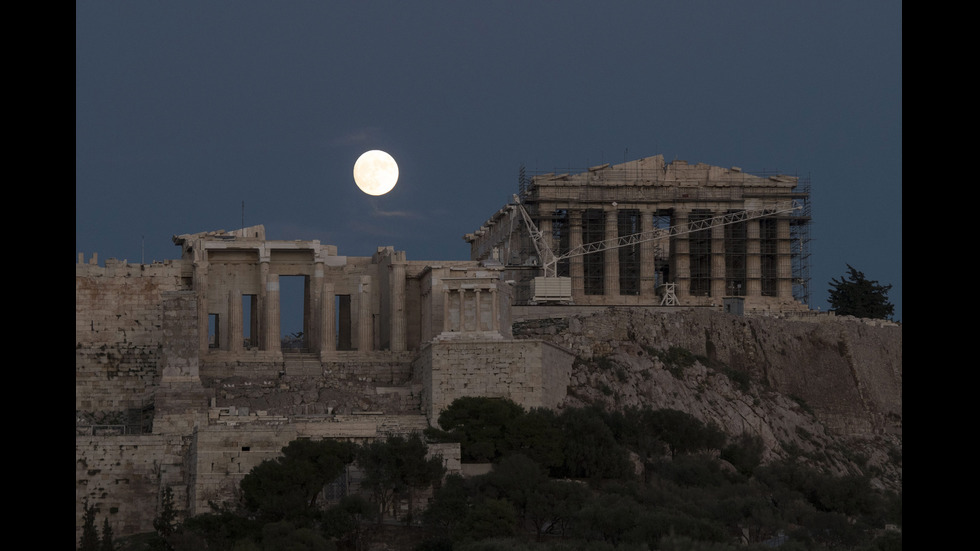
[502,160,812,308]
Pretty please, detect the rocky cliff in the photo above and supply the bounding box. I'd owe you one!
[513,308,902,492]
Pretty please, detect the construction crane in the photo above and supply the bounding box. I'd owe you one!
[508,194,803,303]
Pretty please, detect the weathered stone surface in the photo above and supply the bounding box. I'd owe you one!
[514,307,902,490]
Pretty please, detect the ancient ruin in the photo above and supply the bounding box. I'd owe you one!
[76,155,816,541]
[466,155,811,313]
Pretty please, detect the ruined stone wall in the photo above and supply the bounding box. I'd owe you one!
[197,351,420,417]
[189,415,436,514]
[76,258,187,414]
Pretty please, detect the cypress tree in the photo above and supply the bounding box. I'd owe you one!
[79,501,100,551]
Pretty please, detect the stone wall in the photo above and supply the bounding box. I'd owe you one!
[189,415,443,514]
[420,339,575,421]
[75,434,187,541]
[76,258,186,414]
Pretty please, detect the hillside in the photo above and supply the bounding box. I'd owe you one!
[513,308,902,493]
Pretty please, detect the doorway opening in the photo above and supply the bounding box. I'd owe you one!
[242,294,258,349]
[280,275,309,351]
[208,314,220,349]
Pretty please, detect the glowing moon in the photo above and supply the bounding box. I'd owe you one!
[353,150,399,196]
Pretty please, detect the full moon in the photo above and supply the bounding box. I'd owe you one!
[353,150,399,196]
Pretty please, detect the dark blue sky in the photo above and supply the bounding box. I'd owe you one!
[76,2,902,322]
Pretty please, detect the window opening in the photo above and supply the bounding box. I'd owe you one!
[208,314,220,349]
[242,294,258,349]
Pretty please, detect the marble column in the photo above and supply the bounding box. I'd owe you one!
[569,210,584,298]
[320,281,335,356]
[672,210,690,299]
[390,262,407,351]
[474,289,482,331]
[229,289,242,353]
[640,210,656,297]
[746,219,761,298]
[357,275,372,351]
[711,221,727,299]
[604,207,620,296]
[194,261,209,354]
[264,272,281,351]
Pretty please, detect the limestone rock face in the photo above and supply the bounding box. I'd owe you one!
[513,309,902,491]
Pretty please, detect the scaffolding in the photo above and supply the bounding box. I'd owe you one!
[790,175,813,307]
[496,157,812,309]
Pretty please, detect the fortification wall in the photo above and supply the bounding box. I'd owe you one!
[189,415,436,514]
[76,258,187,414]
[421,339,575,420]
[75,434,188,541]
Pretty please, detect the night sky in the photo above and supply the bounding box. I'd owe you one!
[76,2,902,324]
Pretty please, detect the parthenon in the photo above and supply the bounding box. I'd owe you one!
[464,154,811,314]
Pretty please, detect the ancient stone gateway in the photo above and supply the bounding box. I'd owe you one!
[76,225,574,541]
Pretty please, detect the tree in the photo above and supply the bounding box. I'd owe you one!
[79,501,100,551]
[322,495,372,550]
[828,264,895,320]
[641,408,726,458]
[425,397,526,462]
[239,439,356,524]
[355,433,446,524]
[554,407,633,480]
[154,486,179,541]
[100,517,115,551]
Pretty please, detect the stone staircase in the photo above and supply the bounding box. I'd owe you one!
[282,351,322,376]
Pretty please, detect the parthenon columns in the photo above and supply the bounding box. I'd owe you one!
[319,281,335,357]
[604,207,620,296]
[390,262,407,351]
[640,211,656,296]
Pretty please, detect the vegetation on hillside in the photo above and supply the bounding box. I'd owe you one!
[105,398,901,551]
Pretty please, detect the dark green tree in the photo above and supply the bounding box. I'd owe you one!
[456,498,518,543]
[261,521,334,551]
[828,264,895,319]
[506,407,565,471]
[425,397,526,462]
[355,432,446,524]
[481,453,548,524]
[720,432,766,477]
[322,495,372,550]
[524,478,590,538]
[153,486,179,542]
[641,408,726,458]
[180,505,262,551]
[422,473,473,537]
[239,439,356,524]
[79,501,100,551]
[100,517,115,551]
[554,407,633,480]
